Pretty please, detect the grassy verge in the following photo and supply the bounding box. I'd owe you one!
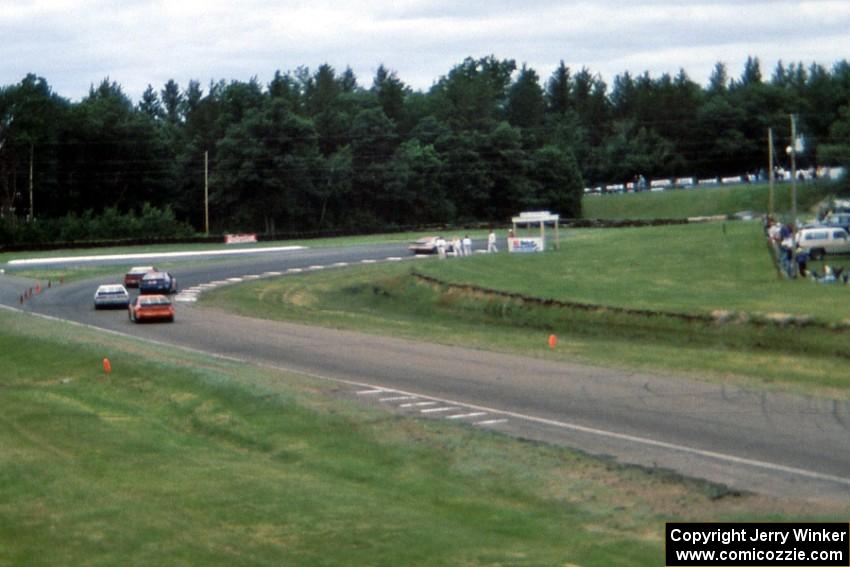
[10,265,128,284]
[204,222,850,397]
[582,180,847,220]
[5,308,838,566]
[414,222,850,323]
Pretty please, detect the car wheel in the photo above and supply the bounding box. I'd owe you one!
[810,248,825,261]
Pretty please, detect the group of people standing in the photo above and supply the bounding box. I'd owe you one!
[435,235,473,259]
[765,216,847,283]
[435,230,501,259]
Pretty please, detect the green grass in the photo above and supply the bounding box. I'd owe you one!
[416,222,850,323]
[6,309,833,566]
[204,222,850,396]
[582,181,847,220]
[10,265,127,284]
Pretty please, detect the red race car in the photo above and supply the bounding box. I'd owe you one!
[128,294,175,323]
[124,266,156,288]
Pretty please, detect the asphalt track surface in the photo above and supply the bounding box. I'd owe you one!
[3,242,850,504]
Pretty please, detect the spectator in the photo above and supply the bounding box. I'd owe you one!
[451,236,462,257]
[487,230,498,253]
[768,221,782,242]
[795,246,809,277]
[462,235,472,256]
[436,236,447,259]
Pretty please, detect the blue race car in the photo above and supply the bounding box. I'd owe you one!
[139,271,178,295]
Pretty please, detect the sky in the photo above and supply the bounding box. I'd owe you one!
[3,0,850,103]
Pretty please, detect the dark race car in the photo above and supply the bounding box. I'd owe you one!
[139,271,178,295]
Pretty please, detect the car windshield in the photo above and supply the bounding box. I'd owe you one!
[140,297,171,306]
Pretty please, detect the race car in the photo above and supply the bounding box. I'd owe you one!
[93,284,130,309]
[124,266,156,288]
[139,271,178,294]
[128,294,175,323]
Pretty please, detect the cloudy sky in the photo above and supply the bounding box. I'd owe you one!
[3,0,850,102]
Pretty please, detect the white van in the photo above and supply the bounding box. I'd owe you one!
[795,227,850,259]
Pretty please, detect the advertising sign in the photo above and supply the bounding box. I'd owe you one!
[224,233,258,244]
[508,237,544,253]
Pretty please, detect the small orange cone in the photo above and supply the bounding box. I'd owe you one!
[548,334,558,349]
[35,283,41,294]
[103,358,112,375]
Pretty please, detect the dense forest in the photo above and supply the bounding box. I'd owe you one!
[2,55,850,241]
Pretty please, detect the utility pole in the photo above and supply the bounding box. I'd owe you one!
[28,143,34,222]
[768,128,775,217]
[790,114,797,224]
[204,150,209,235]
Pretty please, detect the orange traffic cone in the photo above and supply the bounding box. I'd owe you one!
[103,358,112,375]
[548,334,558,349]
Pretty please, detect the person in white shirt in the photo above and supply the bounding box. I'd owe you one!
[462,235,472,256]
[451,236,462,257]
[436,236,447,259]
[487,230,498,253]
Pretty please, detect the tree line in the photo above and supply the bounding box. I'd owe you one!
[1,55,850,240]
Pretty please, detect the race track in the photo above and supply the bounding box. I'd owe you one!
[3,242,849,504]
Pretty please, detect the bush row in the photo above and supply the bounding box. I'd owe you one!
[0,205,195,247]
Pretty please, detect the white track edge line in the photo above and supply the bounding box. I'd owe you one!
[3,303,849,488]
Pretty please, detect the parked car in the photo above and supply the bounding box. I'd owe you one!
[139,271,178,294]
[409,236,440,254]
[795,227,850,259]
[408,236,460,255]
[128,294,174,323]
[824,213,850,232]
[124,266,156,288]
[93,284,130,309]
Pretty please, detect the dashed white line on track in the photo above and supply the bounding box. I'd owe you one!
[7,304,849,490]
[475,419,509,426]
[446,412,488,420]
[361,259,377,264]
[379,396,417,402]
[356,389,387,395]
[421,406,459,414]
[400,401,437,408]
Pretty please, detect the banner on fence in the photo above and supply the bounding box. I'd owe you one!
[224,233,258,244]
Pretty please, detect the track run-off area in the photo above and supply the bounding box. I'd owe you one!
[2,241,849,504]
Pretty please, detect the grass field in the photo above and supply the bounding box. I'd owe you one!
[582,180,848,220]
[6,308,837,566]
[204,221,850,396]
